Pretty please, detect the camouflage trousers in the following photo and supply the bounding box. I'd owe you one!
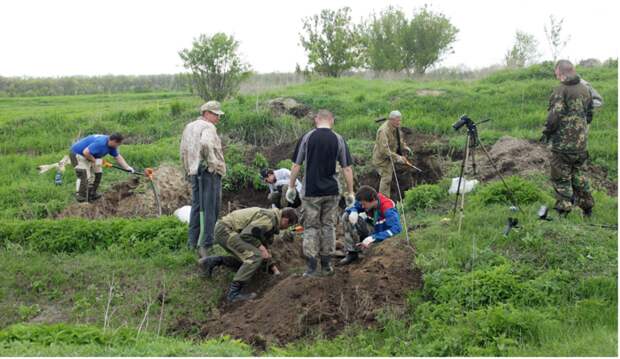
[376,162,412,200]
[550,151,594,212]
[342,214,372,253]
[214,223,264,283]
[301,195,340,258]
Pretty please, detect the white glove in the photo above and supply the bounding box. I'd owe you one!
[95,158,103,166]
[285,187,297,203]
[359,236,375,249]
[344,192,355,207]
[127,166,135,173]
[348,211,359,225]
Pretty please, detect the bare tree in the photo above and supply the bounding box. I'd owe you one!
[544,15,570,61]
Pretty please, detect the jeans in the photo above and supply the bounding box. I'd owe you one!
[188,165,222,249]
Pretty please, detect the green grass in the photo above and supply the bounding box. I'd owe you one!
[0,63,616,356]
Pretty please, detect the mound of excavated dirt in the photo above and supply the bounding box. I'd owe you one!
[198,238,421,347]
[59,164,273,219]
[58,165,191,219]
[476,136,616,195]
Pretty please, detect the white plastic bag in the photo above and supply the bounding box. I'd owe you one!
[173,205,192,223]
[448,177,479,194]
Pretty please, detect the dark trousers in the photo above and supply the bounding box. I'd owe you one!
[188,165,222,249]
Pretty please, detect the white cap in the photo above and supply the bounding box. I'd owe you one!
[389,110,401,119]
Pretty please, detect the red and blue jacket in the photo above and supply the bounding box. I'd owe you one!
[345,193,402,242]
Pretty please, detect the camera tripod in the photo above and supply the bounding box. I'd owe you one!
[452,117,520,234]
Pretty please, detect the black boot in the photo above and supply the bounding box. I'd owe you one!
[75,169,89,203]
[320,255,334,276]
[226,281,256,303]
[198,256,223,277]
[337,251,359,266]
[88,173,103,202]
[303,257,318,277]
[583,207,593,218]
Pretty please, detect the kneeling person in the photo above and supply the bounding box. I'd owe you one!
[200,207,298,302]
[339,186,402,265]
[261,168,302,208]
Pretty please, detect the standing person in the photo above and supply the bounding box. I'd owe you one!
[338,186,401,265]
[199,207,299,302]
[542,60,595,217]
[261,168,302,208]
[372,110,413,199]
[180,101,226,258]
[286,109,355,277]
[69,133,134,202]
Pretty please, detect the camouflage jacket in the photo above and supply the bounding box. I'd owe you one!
[220,207,281,247]
[180,117,226,177]
[372,121,410,166]
[544,75,593,154]
[580,78,603,111]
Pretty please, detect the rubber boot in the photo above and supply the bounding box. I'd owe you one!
[226,281,256,303]
[75,169,89,203]
[198,256,223,278]
[303,257,318,277]
[337,251,359,266]
[583,207,593,218]
[319,255,334,276]
[88,172,103,202]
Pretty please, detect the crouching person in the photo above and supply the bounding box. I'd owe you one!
[338,185,402,266]
[199,207,298,302]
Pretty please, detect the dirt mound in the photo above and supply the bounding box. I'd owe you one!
[199,238,421,347]
[58,165,191,219]
[476,136,616,195]
[268,97,312,119]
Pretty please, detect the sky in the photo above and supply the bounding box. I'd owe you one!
[1,0,618,77]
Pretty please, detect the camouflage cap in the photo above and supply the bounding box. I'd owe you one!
[200,101,225,116]
[389,110,402,119]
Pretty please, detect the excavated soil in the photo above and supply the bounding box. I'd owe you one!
[58,165,191,219]
[475,136,617,195]
[58,165,271,219]
[196,238,421,347]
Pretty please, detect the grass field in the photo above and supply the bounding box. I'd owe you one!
[0,63,617,356]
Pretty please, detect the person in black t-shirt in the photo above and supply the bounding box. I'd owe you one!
[286,109,355,277]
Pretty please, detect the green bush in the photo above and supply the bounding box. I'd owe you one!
[0,323,252,356]
[0,217,186,254]
[404,184,445,210]
[473,176,543,206]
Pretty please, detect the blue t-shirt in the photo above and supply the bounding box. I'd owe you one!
[70,135,119,158]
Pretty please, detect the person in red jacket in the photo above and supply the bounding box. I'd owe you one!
[338,185,402,266]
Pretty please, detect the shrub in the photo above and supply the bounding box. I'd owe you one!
[404,184,445,210]
[0,217,186,254]
[473,176,543,206]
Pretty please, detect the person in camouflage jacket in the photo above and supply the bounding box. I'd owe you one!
[542,60,595,216]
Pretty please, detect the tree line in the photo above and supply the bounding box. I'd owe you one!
[0,74,190,97]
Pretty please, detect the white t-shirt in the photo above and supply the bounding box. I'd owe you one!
[268,168,302,193]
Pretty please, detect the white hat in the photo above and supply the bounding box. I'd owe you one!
[389,110,402,119]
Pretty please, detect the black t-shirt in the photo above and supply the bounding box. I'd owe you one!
[291,128,353,197]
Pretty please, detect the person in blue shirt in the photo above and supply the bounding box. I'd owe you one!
[338,185,402,266]
[69,133,134,202]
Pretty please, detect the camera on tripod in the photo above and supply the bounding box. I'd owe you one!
[452,115,476,132]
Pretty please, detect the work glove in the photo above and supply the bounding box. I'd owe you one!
[344,192,355,207]
[357,236,375,249]
[95,158,103,166]
[285,187,297,204]
[406,147,413,157]
[396,155,407,164]
[126,166,135,174]
[348,211,359,225]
